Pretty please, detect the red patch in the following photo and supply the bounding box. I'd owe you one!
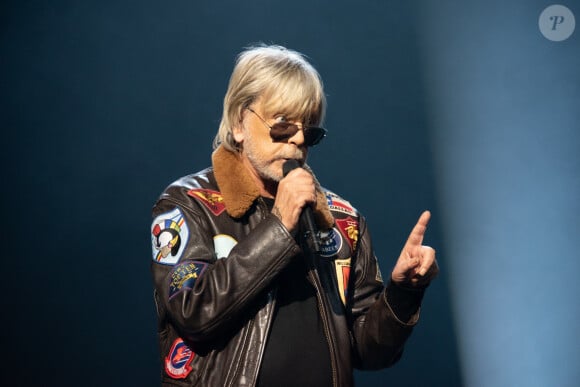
[187,189,226,216]
[165,338,194,379]
[336,217,359,251]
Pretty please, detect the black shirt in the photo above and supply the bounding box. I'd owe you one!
[256,197,333,387]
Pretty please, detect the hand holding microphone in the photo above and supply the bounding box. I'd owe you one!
[272,160,320,252]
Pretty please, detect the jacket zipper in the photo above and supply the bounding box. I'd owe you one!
[227,290,277,387]
[250,290,277,386]
[244,198,279,387]
[227,318,254,387]
[308,266,339,387]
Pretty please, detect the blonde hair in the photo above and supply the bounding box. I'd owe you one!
[213,44,326,152]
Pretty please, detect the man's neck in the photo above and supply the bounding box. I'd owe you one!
[260,180,278,199]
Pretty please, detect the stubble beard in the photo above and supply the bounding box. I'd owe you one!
[245,144,284,182]
[243,132,305,183]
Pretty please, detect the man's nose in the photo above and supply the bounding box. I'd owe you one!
[287,125,305,146]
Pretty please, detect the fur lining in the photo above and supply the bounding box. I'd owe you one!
[212,146,260,218]
[211,145,335,229]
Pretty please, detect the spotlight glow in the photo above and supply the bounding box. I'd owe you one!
[417,2,580,386]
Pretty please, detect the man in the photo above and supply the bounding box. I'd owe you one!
[150,44,438,386]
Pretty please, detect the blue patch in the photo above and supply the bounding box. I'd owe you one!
[318,228,343,258]
[168,261,208,299]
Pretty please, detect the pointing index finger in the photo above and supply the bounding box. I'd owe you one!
[404,210,431,248]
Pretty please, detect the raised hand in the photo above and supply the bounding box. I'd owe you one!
[391,211,438,287]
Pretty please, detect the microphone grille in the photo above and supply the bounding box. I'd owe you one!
[282,159,300,177]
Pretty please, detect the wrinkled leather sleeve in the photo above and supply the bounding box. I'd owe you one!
[348,215,421,370]
[151,197,301,343]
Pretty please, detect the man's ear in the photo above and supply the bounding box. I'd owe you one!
[232,109,246,143]
[232,124,244,143]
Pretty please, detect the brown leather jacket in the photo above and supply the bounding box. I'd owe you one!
[150,146,421,386]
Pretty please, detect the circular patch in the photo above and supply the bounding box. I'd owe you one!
[318,228,343,258]
[151,207,189,265]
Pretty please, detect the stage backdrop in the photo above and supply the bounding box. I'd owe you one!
[1,1,578,386]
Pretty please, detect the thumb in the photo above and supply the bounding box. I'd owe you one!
[392,253,420,281]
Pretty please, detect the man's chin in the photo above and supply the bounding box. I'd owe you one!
[257,166,283,183]
[255,158,301,182]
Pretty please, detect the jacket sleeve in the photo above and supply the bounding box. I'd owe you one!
[150,197,301,343]
[348,215,424,370]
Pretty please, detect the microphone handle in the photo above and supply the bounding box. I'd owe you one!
[282,160,320,253]
[301,206,320,253]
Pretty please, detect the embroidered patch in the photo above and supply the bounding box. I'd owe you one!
[152,208,189,265]
[165,338,194,379]
[187,189,226,216]
[318,228,342,258]
[334,258,352,305]
[168,261,208,299]
[325,192,357,217]
[336,217,359,251]
[213,234,238,259]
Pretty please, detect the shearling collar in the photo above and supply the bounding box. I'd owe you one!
[211,145,334,230]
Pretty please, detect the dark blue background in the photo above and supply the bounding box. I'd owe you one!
[10,0,569,385]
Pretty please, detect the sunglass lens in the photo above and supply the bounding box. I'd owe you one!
[270,123,298,142]
[304,127,327,146]
[269,123,327,146]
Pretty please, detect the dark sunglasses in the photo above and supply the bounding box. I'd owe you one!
[246,107,327,146]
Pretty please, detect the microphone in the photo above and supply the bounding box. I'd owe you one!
[282,159,320,253]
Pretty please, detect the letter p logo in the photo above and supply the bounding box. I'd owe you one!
[550,15,565,30]
[539,5,576,41]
